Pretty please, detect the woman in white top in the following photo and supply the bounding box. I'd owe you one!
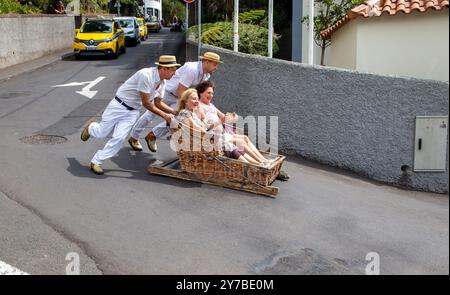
[172,89,243,160]
[175,89,207,133]
[195,81,269,165]
[174,88,290,180]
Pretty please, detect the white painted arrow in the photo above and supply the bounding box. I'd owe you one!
[53,81,89,87]
[52,76,106,99]
[0,260,29,275]
[76,76,106,99]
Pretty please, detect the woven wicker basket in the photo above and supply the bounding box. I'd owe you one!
[174,127,284,187]
[177,151,284,187]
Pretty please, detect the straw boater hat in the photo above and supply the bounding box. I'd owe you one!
[155,55,181,67]
[199,52,224,64]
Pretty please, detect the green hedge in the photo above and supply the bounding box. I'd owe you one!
[189,21,280,57]
[238,9,266,25]
[0,0,42,14]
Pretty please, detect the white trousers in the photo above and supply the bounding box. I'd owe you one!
[130,92,178,139]
[89,99,140,165]
[129,110,156,139]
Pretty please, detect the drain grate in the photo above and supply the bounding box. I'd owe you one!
[19,134,68,145]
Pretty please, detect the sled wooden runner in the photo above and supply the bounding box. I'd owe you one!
[147,158,281,198]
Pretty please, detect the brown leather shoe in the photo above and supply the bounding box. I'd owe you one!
[276,170,290,181]
[81,121,95,142]
[128,138,143,151]
[90,163,104,175]
[145,132,157,152]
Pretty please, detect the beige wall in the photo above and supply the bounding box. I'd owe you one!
[329,21,357,70]
[329,9,449,81]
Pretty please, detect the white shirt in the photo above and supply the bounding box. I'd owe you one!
[200,102,221,125]
[199,102,236,152]
[165,61,210,98]
[115,67,165,110]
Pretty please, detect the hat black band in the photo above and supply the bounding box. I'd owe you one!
[158,61,178,65]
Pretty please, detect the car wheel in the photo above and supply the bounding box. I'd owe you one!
[74,53,81,60]
[120,45,126,54]
[112,44,119,59]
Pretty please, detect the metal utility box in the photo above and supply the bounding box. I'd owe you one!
[414,116,448,172]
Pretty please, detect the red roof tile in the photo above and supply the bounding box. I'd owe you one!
[321,0,449,39]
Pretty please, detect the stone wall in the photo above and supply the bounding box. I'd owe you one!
[0,15,74,69]
[187,41,449,193]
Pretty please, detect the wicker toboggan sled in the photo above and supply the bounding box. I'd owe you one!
[147,122,285,197]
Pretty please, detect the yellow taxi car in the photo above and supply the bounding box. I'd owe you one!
[73,19,126,59]
[136,17,148,41]
[145,16,161,33]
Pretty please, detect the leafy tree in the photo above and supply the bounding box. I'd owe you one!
[0,0,41,14]
[238,9,266,25]
[189,10,281,57]
[162,0,185,25]
[79,0,108,13]
[1,0,149,15]
[302,0,364,65]
[200,0,290,31]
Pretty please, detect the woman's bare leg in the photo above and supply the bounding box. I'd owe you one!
[242,153,259,164]
[238,155,250,163]
[233,134,267,162]
[246,141,267,162]
[237,139,263,164]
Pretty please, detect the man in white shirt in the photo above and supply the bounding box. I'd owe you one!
[128,52,223,152]
[80,55,180,175]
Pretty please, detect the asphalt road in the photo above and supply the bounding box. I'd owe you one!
[0,28,448,275]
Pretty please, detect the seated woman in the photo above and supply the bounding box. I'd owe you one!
[174,89,207,135]
[174,88,253,164]
[195,81,270,165]
[175,88,290,180]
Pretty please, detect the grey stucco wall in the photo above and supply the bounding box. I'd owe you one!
[187,41,449,193]
[0,15,74,69]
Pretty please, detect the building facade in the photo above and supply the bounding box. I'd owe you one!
[143,0,162,20]
[321,0,449,81]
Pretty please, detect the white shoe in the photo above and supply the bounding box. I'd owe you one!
[145,136,157,152]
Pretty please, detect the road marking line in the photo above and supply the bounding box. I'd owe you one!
[76,76,106,99]
[52,76,106,99]
[0,260,29,275]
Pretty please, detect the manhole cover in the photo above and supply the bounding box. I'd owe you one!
[254,248,361,275]
[19,134,68,145]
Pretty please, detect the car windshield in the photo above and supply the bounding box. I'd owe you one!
[118,19,134,28]
[146,17,158,23]
[137,20,143,26]
[80,20,113,33]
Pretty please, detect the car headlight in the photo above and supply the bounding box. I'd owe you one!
[74,38,83,43]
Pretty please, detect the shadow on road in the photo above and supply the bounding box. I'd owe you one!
[66,148,201,189]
